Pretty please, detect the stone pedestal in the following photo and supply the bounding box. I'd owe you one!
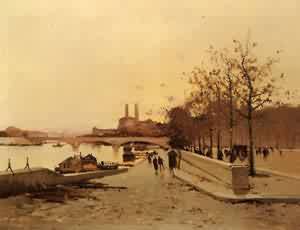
[232,165,250,193]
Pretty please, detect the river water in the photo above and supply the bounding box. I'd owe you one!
[0,143,123,171]
[0,138,299,176]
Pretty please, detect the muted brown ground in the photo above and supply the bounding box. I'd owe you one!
[0,158,300,230]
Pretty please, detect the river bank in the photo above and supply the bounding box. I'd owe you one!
[0,154,299,230]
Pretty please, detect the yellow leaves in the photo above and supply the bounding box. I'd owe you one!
[184,37,286,117]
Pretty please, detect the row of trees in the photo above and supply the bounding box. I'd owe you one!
[166,38,294,176]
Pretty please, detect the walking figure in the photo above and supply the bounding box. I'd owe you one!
[24,157,31,170]
[158,156,164,171]
[147,153,152,164]
[217,150,224,161]
[153,156,159,174]
[6,158,14,175]
[168,149,177,176]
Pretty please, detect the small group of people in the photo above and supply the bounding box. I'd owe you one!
[147,151,164,173]
[256,146,279,159]
[147,149,181,175]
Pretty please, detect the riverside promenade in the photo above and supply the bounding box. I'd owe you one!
[175,150,300,203]
[0,152,300,230]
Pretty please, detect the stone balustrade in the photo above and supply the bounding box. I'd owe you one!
[179,150,249,191]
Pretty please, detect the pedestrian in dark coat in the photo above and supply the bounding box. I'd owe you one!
[168,149,177,175]
[147,153,152,164]
[158,156,164,170]
[153,156,159,173]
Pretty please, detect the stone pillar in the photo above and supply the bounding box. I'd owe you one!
[134,104,139,121]
[231,165,250,194]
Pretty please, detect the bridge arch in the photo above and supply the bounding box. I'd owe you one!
[114,137,170,149]
[57,136,170,149]
[119,141,166,149]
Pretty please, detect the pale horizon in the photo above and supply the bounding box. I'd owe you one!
[1,1,300,132]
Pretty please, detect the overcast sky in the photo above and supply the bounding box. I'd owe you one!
[1,1,299,132]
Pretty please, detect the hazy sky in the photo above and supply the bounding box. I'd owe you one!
[1,1,299,132]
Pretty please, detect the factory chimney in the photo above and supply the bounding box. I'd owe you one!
[125,104,129,118]
[134,104,139,121]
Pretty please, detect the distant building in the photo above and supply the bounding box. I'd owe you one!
[92,104,166,137]
[47,132,64,138]
[134,103,139,121]
[125,104,129,118]
[4,126,48,138]
[0,131,8,137]
[24,131,48,138]
[92,127,120,137]
[5,126,24,137]
[120,104,166,137]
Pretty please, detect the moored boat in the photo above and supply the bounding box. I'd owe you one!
[98,161,119,170]
[53,142,64,147]
[134,143,147,151]
[55,154,98,174]
[123,145,136,162]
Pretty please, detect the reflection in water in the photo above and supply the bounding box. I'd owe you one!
[0,143,123,171]
[112,145,120,153]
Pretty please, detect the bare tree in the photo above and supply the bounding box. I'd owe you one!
[217,50,240,151]
[187,66,222,156]
[231,38,284,175]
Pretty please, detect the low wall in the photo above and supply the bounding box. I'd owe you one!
[179,150,249,190]
[0,167,128,197]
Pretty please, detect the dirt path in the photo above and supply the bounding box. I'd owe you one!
[0,156,300,230]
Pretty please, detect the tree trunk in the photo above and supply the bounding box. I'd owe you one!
[229,80,234,151]
[248,117,255,176]
[198,135,202,152]
[216,87,221,154]
[217,130,221,153]
[192,140,195,152]
[209,128,213,157]
[202,136,206,152]
[247,93,256,176]
[229,128,233,150]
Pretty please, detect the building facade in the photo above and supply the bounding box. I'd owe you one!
[92,104,166,137]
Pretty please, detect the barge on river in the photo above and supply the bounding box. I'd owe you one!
[55,154,119,174]
[123,145,136,162]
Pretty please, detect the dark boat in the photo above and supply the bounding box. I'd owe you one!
[134,143,147,151]
[55,154,98,174]
[123,145,136,162]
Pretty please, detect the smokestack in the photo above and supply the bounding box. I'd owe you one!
[134,104,139,121]
[134,104,140,121]
[125,104,129,118]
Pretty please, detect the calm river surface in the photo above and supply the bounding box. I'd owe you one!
[0,140,299,176]
[0,143,123,171]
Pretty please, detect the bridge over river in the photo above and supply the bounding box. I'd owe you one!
[44,136,170,149]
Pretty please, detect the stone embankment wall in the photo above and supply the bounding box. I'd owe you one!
[0,167,128,197]
[179,150,249,190]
